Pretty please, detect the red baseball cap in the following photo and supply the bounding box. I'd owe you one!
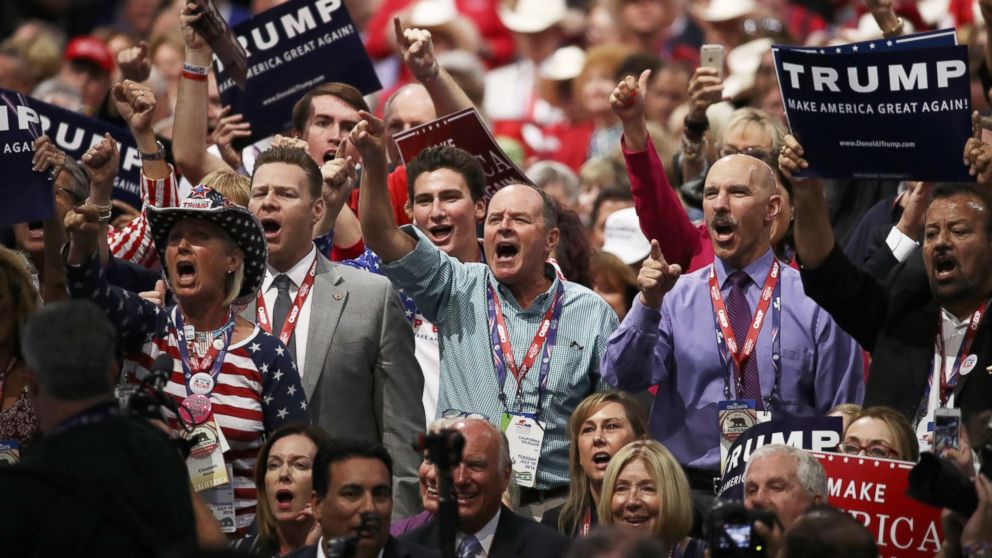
[64,36,114,75]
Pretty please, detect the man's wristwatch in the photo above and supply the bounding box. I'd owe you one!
[140,141,166,161]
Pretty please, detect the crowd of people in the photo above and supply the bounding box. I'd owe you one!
[1,0,992,556]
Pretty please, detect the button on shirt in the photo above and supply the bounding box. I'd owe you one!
[380,226,619,490]
[261,244,317,376]
[601,249,865,472]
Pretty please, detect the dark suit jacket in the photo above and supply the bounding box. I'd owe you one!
[283,536,440,558]
[801,244,992,423]
[398,506,570,558]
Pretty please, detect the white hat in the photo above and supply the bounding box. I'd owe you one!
[724,38,773,98]
[692,0,756,22]
[498,0,566,34]
[539,45,586,81]
[602,207,651,265]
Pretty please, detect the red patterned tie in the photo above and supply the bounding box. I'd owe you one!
[726,271,763,410]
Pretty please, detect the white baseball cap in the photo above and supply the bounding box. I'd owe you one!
[602,207,651,265]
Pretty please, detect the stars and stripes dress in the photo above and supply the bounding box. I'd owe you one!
[66,253,309,533]
[106,166,179,270]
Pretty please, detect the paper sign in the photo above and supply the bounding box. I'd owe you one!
[777,28,957,55]
[814,452,943,558]
[0,87,143,218]
[394,108,535,200]
[214,0,382,145]
[0,90,54,225]
[716,416,843,499]
[774,43,972,181]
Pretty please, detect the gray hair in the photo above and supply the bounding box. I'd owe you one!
[527,160,580,204]
[744,444,828,500]
[60,156,90,203]
[21,300,115,400]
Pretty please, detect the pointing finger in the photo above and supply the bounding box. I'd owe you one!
[649,239,663,262]
[974,110,983,140]
[393,16,409,48]
[638,69,652,94]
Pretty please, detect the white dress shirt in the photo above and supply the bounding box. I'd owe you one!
[261,244,317,376]
[916,308,968,451]
[457,507,501,557]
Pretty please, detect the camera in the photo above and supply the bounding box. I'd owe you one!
[705,499,778,558]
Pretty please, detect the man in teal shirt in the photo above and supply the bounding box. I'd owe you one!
[352,113,619,518]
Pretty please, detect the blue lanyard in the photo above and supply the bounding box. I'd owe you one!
[711,265,782,410]
[174,308,234,397]
[486,281,564,421]
[52,402,121,435]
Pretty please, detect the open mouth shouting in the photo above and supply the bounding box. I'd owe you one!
[274,488,297,512]
[932,253,959,283]
[710,216,737,245]
[494,241,520,263]
[174,259,198,288]
[428,224,454,246]
[591,451,612,472]
[260,217,282,243]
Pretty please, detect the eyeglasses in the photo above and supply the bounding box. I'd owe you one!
[839,438,899,459]
[441,408,490,421]
[719,145,772,163]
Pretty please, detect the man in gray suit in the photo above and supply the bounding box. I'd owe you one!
[247,145,425,518]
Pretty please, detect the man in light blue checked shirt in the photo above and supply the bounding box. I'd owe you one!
[350,111,619,519]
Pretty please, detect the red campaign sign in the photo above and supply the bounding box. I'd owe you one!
[393,108,534,201]
[813,452,943,558]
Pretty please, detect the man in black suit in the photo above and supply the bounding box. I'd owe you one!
[285,439,438,558]
[783,135,992,453]
[398,417,570,557]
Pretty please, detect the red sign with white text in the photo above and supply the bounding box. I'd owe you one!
[393,108,534,201]
[813,452,943,558]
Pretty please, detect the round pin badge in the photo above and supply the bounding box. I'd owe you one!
[189,372,215,395]
[179,394,213,425]
[212,338,225,351]
[961,354,978,375]
[187,425,220,458]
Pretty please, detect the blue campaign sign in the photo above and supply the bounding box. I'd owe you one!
[0,89,144,225]
[0,90,53,226]
[774,44,972,181]
[716,416,843,501]
[777,28,957,55]
[215,0,382,144]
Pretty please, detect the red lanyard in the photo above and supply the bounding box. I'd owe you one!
[934,302,986,406]
[488,283,563,400]
[579,506,592,537]
[256,256,317,345]
[708,261,780,385]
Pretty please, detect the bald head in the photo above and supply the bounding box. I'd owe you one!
[384,84,436,163]
[703,154,782,269]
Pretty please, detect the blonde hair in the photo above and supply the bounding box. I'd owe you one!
[559,391,648,535]
[201,170,251,208]
[598,440,693,547]
[0,247,40,359]
[718,107,787,159]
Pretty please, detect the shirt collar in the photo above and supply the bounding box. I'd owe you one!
[494,264,561,313]
[263,244,317,291]
[715,248,775,289]
[459,507,501,555]
[315,537,384,558]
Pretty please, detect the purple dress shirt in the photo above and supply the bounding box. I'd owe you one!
[601,249,864,472]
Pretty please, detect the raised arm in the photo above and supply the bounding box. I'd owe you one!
[681,66,724,184]
[864,0,905,37]
[611,70,700,270]
[32,136,70,302]
[394,16,473,116]
[173,1,232,184]
[780,135,834,269]
[354,112,417,262]
[78,134,119,267]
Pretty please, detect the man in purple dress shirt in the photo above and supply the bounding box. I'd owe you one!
[600,154,864,494]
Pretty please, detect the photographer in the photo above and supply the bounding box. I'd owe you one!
[0,300,198,556]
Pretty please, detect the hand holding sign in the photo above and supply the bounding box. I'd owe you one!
[687,66,725,122]
[113,80,157,136]
[81,133,120,204]
[117,41,152,83]
[320,140,357,219]
[778,134,813,181]
[963,111,992,182]
[349,111,387,166]
[394,16,439,83]
[212,106,251,169]
[638,239,682,309]
[180,1,210,53]
[31,135,66,175]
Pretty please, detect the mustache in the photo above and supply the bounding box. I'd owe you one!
[710,214,738,228]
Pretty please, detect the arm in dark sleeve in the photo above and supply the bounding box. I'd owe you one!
[799,243,889,352]
[103,254,162,294]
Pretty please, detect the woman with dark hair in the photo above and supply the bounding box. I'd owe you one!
[553,200,594,287]
[63,134,308,534]
[542,391,648,537]
[237,423,331,556]
[590,250,639,319]
[0,246,41,460]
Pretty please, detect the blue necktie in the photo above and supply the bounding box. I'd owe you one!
[457,535,483,558]
[726,271,763,410]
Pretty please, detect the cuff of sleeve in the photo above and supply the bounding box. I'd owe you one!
[140,163,177,207]
[885,226,919,262]
[626,295,663,330]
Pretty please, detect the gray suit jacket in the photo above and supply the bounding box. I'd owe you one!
[245,253,425,518]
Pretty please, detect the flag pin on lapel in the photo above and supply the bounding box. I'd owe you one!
[333,293,343,301]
